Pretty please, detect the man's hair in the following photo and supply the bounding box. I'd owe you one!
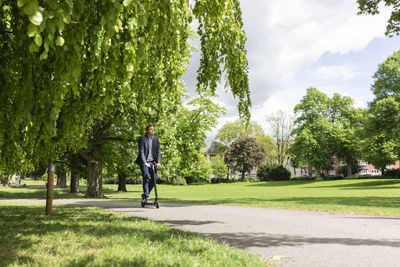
[146,124,154,131]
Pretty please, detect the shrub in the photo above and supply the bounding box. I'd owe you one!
[210,155,228,178]
[257,165,291,181]
[322,176,344,180]
[257,165,271,181]
[384,168,400,178]
[168,176,187,185]
[269,166,291,181]
[183,155,212,184]
[210,177,236,184]
[290,176,315,181]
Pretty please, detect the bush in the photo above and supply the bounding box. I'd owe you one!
[183,155,212,184]
[257,165,271,181]
[210,155,228,178]
[168,176,187,185]
[322,176,344,180]
[384,169,400,178]
[290,176,315,181]
[210,177,236,184]
[269,166,291,181]
[257,165,291,181]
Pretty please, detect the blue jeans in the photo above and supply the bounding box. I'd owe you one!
[140,161,158,199]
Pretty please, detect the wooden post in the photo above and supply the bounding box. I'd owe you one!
[46,160,55,216]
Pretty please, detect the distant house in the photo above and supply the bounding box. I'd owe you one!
[203,140,225,160]
[320,156,400,177]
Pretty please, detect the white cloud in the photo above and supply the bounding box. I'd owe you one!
[314,64,361,81]
[183,0,395,138]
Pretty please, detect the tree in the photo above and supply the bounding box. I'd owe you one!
[266,110,294,167]
[210,155,228,178]
[362,96,400,173]
[216,120,265,149]
[357,0,400,36]
[290,88,362,174]
[161,97,224,184]
[370,50,400,104]
[224,137,265,180]
[216,120,275,176]
[1,1,251,200]
[360,51,400,174]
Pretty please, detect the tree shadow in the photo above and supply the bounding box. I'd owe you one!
[0,204,215,266]
[305,179,400,190]
[246,181,317,187]
[203,232,400,250]
[161,220,222,226]
[270,196,400,210]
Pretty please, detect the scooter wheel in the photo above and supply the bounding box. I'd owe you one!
[141,201,145,208]
[155,202,159,209]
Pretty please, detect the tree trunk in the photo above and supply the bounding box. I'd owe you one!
[70,170,80,193]
[46,160,55,216]
[241,167,246,181]
[117,173,127,192]
[86,161,103,198]
[227,167,230,179]
[58,171,67,188]
[2,176,9,186]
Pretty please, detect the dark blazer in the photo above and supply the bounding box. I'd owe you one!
[135,135,161,165]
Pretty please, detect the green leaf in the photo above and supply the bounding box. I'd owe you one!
[17,0,25,8]
[48,11,55,19]
[29,11,43,26]
[63,15,71,24]
[40,51,48,60]
[27,23,38,37]
[123,0,133,7]
[55,36,64,46]
[47,20,56,33]
[22,0,39,16]
[29,43,39,53]
[34,34,42,47]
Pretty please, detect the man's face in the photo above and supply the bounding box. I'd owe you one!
[146,126,154,136]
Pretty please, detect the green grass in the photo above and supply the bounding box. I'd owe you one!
[0,202,266,267]
[2,178,400,216]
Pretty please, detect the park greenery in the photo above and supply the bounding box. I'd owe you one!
[0,0,250,197]
[0,202,265,266]
[2,178,400,217]
[224,137,265,180]
[289,49,400,177]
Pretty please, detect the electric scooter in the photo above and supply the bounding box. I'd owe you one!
[141,164,159,208]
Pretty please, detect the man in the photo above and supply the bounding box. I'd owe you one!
[136,124,161,203]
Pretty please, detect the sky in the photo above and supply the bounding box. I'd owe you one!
[181,0,400,139]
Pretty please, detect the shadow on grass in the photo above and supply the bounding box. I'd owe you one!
[0,185,141,199]
[0,204,211,266]
[159,196,400,211]
[305,179,400,190]
[203,232,400,249]
[246,181,317,187]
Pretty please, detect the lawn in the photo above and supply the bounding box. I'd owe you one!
[0,202,266,267]
[1,178,400,216]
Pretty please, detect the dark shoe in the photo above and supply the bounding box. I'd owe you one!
[141,194,146,200]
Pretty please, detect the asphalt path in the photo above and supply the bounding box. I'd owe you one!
[3,199,400,267]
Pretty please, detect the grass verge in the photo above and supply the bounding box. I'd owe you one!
[0,202,266,266]
[2,178,400,216]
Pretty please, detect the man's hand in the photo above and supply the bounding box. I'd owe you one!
[145,163,150,168]
[156,164,161,168]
